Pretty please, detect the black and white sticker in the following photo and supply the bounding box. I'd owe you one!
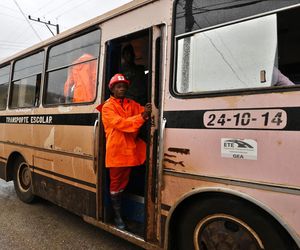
[221,138,257,160]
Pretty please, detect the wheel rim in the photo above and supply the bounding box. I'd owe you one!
[193,213,265,250]
[17,162,32,192]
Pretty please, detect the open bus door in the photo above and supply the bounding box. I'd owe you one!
[96,25,164,243]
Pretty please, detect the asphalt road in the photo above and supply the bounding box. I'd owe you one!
[0,179,143,250]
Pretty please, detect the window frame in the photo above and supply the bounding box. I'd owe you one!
[9,51,44,109]
[171,3,300,99]
[43,28,101,107]
[0,64,11,111]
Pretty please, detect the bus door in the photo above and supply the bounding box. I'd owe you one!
[100,25,164,241]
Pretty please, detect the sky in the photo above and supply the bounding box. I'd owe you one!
[0,0,131,61]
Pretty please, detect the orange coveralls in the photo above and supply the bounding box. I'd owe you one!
[101,96,146,192]
[64,53,97,103]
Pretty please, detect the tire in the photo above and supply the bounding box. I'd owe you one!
[175,196,294,250]
[13,157,35,203]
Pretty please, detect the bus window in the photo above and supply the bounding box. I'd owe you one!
[174,0,300,35]
[45,30,100,105]
[0,65,10,110]
[174,2,300,94]
[10,52,44,108]
[175,15,277,93]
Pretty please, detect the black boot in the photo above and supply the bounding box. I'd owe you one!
[111,192,126,230]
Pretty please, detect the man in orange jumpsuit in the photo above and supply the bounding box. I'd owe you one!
[64,53,97,103]
[101,73,152,229]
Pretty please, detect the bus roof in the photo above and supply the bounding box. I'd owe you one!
[0,0,156,65]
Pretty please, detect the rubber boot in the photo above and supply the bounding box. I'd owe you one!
[111,192,126,230]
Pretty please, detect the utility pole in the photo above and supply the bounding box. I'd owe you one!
[28,16,60,36]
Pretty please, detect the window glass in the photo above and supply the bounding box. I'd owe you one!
[277,7,300,85]
[45,30,100,105]
[176,15,277,93]
[45,68,68,105]
[175,6,300,94]
[11,52,44,108]
[175,0,300,35]
[0,65,10,109]
[13,52,44,80]
[10,75,41,108]
[47,30,100,69]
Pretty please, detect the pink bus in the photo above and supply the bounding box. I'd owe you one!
[0,0,300,249]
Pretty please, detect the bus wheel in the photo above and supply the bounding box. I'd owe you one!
[13,157,35,203]
[175,196,292,250]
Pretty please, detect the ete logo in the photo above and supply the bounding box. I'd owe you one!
[223,139,253,149]
[118,76,125,80]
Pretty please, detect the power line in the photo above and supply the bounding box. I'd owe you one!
[0,46,21,50]
[0,11,24,21]
[0,3,18,12]
[32,0,60,15]
[0,40,32,45]
[0,43,26,48]
[56,0,90,18]
[42,0,82,16]
[12,0,42,42]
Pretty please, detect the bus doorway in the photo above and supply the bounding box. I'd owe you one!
[101,29,151,237]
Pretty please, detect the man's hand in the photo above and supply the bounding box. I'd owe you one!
[142,103,152,120]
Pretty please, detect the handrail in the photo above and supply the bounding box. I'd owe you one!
[158,118,167,189]
[93,119,99,173]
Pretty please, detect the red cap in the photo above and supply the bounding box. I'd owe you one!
[108,73,130,90]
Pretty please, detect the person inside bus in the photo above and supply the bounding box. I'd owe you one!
[121,44,148,106]
[272,67,295,86]
[64,53,97,103]
[101,73,152,230]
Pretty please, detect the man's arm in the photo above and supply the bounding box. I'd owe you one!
[102,104,145,133]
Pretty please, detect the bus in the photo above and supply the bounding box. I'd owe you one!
[0,0,300,249]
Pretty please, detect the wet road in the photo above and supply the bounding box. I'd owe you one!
[0,179,142,250]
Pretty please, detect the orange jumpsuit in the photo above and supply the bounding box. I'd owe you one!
[101,96,146,193]
[64,53,97,103]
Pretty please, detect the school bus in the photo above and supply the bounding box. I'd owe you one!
[1,0,300,249]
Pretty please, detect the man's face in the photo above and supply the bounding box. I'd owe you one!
[111,82,128,99]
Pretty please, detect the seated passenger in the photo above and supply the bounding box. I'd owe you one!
[272,67,294,86]
[64,53,97,103]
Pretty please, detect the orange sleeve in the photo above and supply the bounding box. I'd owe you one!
[102,104,145,133]
[138,103,145,114]
[85,60,97,101]
[64,68,74,97]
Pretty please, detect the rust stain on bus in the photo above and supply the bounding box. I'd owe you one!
[164,153,176,158]
[163,158,185,167]
[168,147,190,155]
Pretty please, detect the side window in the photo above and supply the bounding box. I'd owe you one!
[175,6,300,94]
[176,15,277,93]
[45,30,100,105]
[0,65,10,110]
[10,52,44,108]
